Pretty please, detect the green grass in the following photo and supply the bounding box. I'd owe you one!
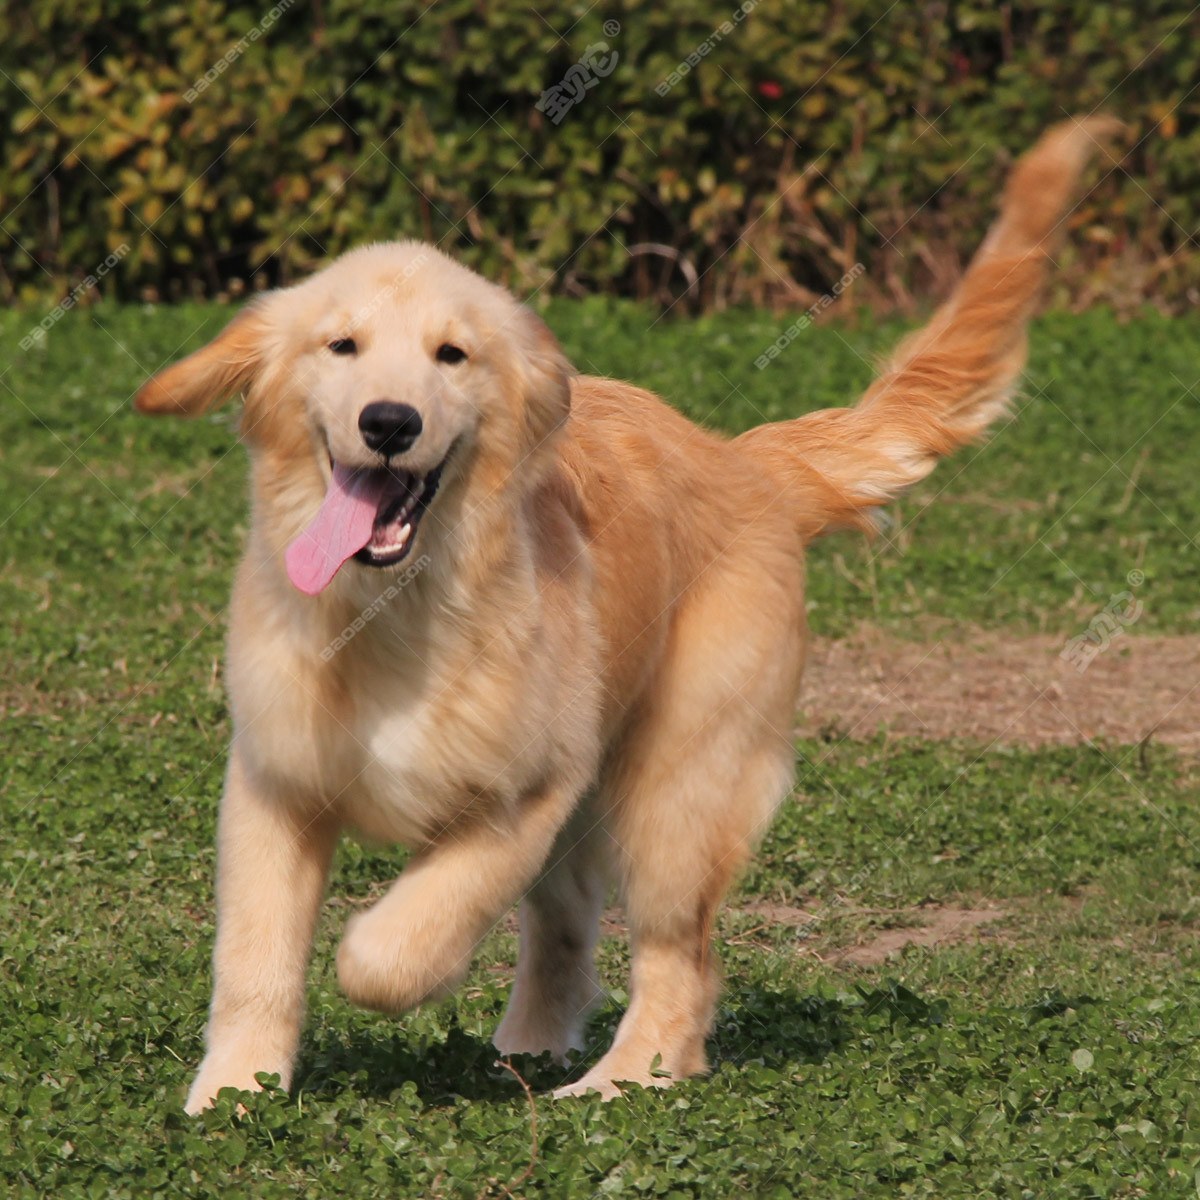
[3,302,1200,1197]
[3,300,1198,663]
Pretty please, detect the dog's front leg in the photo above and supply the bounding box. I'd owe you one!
[185,750,338,1114]
[337,781,577,1015]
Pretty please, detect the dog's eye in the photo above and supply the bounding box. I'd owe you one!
[436,343,467,365]
[328,338,357,356]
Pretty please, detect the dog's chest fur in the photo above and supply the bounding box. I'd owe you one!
[227,570,601,845]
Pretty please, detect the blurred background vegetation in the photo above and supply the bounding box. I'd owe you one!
[4,0,1196,312]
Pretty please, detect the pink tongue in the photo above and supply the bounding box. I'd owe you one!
[285,465,388,595]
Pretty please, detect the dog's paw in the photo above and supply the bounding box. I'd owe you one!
[552,1068,673,1101]
[552,1075,624,1101]
[337,908,469,1014]
[185,1068,260,1115]
[184,1054,287,1115]
[492,1016,585,1064]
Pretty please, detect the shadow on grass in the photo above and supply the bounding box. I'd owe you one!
[296,1021,537,1105]
[291,984,917,1105]
[710,987,859,1077]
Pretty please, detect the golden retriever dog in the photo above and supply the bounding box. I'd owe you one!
[136,118,1115,1112]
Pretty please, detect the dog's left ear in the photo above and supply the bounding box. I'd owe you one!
[135,299,271,416]
[514,307,573,453]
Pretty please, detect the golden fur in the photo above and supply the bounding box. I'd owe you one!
[135,119,1117,1111]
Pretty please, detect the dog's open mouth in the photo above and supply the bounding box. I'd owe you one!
[353,464,444,568]
[284,454,448,596]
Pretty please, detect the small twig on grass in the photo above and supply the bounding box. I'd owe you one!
[1115,446,1151,515]
[726,922,772,946]
[477,1058,539,1200]
[1137,725,1159,775]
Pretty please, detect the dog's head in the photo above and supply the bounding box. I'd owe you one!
[136,242,572,595]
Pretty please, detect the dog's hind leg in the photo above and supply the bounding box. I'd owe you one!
[556,735,796,1099]
[556,573,804,1098]
[336,780,579,1016]
[493,798,610,1062]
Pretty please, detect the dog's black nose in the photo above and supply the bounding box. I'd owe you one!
[358,401,423,456]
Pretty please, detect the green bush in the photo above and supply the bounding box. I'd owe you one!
[4,0,1197,310]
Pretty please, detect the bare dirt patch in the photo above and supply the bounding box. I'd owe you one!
[829,906,1007,966]
[797,630,1200,752]
[486,901,1006,971]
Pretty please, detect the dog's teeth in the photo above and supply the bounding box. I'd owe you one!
[399,522,412,543]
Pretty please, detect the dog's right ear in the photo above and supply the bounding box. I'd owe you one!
[135,299,270,416]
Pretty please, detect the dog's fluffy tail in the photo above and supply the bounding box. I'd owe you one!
[736,117,1121,540]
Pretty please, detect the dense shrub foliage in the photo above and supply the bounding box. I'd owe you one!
[5,0,1197,310]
